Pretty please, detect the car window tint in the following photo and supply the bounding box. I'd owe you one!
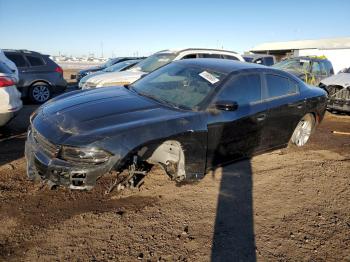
[324,61,334,74]
[264,57,274,66]
[311,62,321,74]
[219,73,262,105]
[182,54,197,59]
[222,55,239,61]
[26,55,45,66]
[200,54,222,59]
[5,53,27,67]
[266,74,297,98]
[319,62,328,76]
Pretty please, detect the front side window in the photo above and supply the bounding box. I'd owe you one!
[26,55,45,66]
[5,53,27,67]
[131,63,228,110]
[265,74,298,99]
[217,73,262,105]
[130,53,177,73]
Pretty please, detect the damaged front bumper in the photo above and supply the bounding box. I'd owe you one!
[25,128,114,190]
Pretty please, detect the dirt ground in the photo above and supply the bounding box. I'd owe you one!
[0,105,349,261]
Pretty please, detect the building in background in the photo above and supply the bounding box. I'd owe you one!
[250,37,350,73]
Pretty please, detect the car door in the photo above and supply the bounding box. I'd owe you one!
[261,73,305,149]
[206,71,268,168]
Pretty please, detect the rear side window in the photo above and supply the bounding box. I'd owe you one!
[311,61,321,74]
[323,60,334,75]
[199,54,222,59]
[218,73,262,105]
[5,53,27,67]
[26,55,45,66]
[222,55,239,61]
[263,57,274,66]
[265,74,298,99]
[182,54,197,59]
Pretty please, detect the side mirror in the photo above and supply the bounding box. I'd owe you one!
[214,100,238,111]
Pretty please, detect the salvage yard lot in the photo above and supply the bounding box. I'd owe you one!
[0,102,349,261]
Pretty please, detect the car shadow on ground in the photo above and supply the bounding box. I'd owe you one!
[0,105,38,166]
[211,159,256,262]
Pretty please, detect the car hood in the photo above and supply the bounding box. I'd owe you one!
[32,87,195,146]
[79,66,104,74]
[320,73,350,87]
[86,70,145,87]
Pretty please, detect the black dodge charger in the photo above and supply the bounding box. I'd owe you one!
[26,59,327,190]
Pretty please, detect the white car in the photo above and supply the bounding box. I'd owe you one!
[82,48,244,90]
[0,62,22,127]
[0,49,18,81]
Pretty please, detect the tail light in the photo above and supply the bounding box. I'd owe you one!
[55,66,63,74]
[0,76,15,87]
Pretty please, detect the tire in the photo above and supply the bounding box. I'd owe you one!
[29,83,51,104]
[290,114,315,147]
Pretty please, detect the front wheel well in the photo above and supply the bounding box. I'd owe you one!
[119,140,187,182]
[29,80,52,88]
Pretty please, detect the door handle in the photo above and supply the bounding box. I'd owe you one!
[256,113,267,121]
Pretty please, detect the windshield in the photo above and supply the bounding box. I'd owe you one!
[129,53,177,73]
[131,63,228,110]
[103,60,137,72]
[273,58,311,72]
[101,58,117,68]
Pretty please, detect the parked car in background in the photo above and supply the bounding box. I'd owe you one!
[26,59,327,190]
[4,50,67,104]
[0,62,22,127]
[319,67,350,113]
[243,54,275,66]
[273,56,334,86]
[75,57,144,82]
[78,59,142,89]
[81,48,245,90]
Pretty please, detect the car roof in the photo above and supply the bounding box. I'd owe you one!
[156,48,239,55]
[174,58,267,74]
[3,49,44,56]
[243,54,274,59]
[287,56,330,62]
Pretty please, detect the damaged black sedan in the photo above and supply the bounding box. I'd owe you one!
[25,59,327,190]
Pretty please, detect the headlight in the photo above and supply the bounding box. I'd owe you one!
[83,82,96,89]
[99,81,130,87]
[61,146,111,164]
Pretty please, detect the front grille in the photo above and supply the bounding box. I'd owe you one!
[32,128,60,157]
[328,86,350,101]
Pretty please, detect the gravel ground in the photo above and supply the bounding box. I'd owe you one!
[0,90,349,261]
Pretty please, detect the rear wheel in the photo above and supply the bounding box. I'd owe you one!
[29,83,51,104]
[290,114,315,147]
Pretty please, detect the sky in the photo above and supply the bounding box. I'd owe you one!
[1,0,349,57]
